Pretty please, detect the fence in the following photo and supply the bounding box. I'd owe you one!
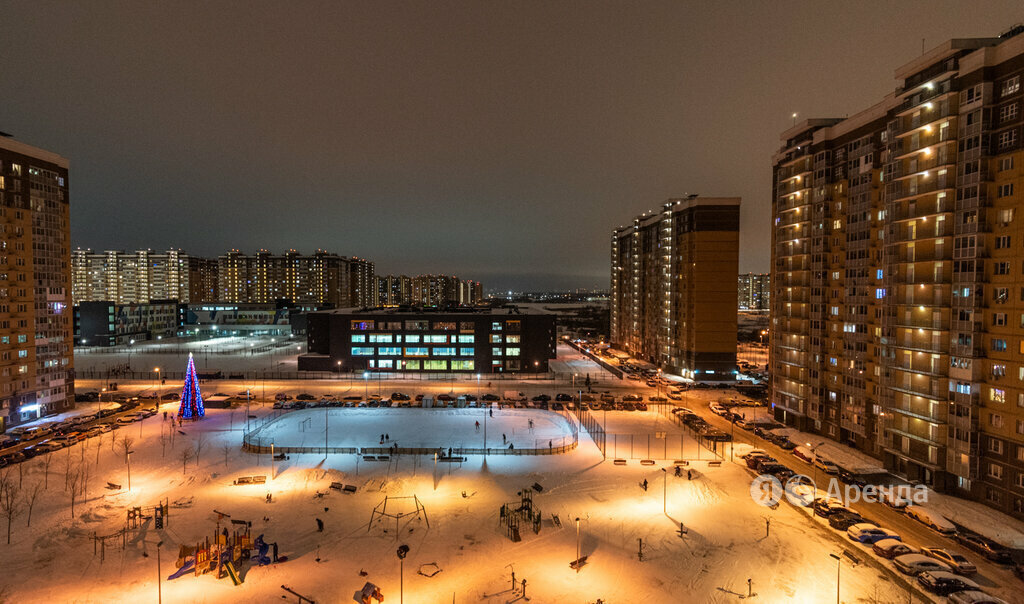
[73,369,585,383]
[240,407,579,457]
[573,402,606,457]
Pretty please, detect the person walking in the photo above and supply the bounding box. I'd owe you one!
[502,433,507,444]
[385,433,389,441]
[521,579,527,597]
[489,408,493,418]
[642,478,648,491]
[380,434,384,444]
[316,518,324,532]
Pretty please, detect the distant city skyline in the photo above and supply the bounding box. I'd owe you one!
[2,2,1020,290]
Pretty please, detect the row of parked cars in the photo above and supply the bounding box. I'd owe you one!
[670,407,731,442]
[0,402,156,468]
[739,447,1017,601]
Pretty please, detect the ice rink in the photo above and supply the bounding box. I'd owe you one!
[250,407,577,451]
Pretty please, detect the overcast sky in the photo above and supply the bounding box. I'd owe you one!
[3,1,1021,290]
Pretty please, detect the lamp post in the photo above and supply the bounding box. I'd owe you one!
[574,517,581,572]
[156,540,164,604]
[396,544,409,604]
[661,467,667,515]
[99,387,106,415]
[363,371,369,400]
[126,449,134,491]
[127,339,135,373]
[154,367,160,399]
[829,552,841,604]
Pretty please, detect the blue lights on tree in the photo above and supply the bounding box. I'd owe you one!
[178,352,205,420]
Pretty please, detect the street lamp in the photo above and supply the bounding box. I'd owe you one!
[574,517,582,572]
[661,467,668,515]
[829,552,841,604]
[363,371,369,400]
[127,339,135,373]
[154,367,160,398]
[156,540,165,604]
[396,544,409,604]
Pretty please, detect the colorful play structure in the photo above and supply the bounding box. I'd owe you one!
[167,517,284,585]
[499,487,542,542]
[177,352,205,420]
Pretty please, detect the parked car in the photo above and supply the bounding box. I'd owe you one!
[709,402,727,415]
[829,511,869,531]
[954,533,1014,564]
[916,571,979,596]
[31,440,64,454]
[296,393,316,401]
[812,498,854,518]
[115,416,138,425]
[905,505,957,537]
[848,524,900,544]
[792,446,815,464]
[0,452,26,465]
[274,393,291,401]
[877,486,911,510]
[481,394,500,401]
[622,394,642,402]
[872,538,917,559]
[920,548,977,575]
[893,553,951,575]
[161,392,180,401]
[746,454,775,469]
[946,590,1009,604]
[814,458,840,475]
[555,393,572,402]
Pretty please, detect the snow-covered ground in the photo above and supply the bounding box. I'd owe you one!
[0,402,934,604]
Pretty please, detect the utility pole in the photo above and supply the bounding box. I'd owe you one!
[156,540,164,604]
[830,553,841,604]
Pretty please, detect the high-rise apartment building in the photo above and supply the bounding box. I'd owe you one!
[0,134,73,430]
[738,273,770,310]
[610,197,740,381]
[216,249,360,307]
[771,29,1024,517]
[71,248,218,304]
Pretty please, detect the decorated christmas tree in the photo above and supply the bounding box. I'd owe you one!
[178,352,205,420]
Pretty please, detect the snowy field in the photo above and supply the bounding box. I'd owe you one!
[0,401,940,604]
[251,408,577,451]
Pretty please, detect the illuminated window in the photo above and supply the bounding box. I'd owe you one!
[369,334,393,343]
[424,335,447,343]
[992,388,1006,404]
[404,334,421,343]
[490,334,502,343]
[351,347,374,356]
[492,347,503,356]
[351,320,374,330]
[459,347,474,356]
[378,347,401,356]
[451,360,475,370]
[433,347,456,356]
[405,320,428,330]
[351,334,366,343]
[506,335,520,343]
[457,335,475,343]
[506,347,520,357]
[433,321,456,330]
[506,320,521,332]
[404,347,428,357]
[424,360,447,370]
[404,360,421,370]
[491,321,502,331]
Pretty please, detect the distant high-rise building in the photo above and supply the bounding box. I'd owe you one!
[0,134,73,429]
[72,248,219,304]
[610,197,740,380]
[738,273,770,310]
[217,249,359,306]
[770,29,1024,517]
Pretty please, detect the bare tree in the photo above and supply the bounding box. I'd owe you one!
[0,475,22,544]
[160,430,169,457]
[68,467,81,519]
[25,481,42,527]
[61,449,74,493]
[180,447,194,475]
[41,454,53,490]
[118,435,135,464]
[95,434,103,465]
[194,432,208,464]
[222,444,233,467]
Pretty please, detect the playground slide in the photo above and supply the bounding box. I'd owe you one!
[225,561,242,586]
[167,558,195,581]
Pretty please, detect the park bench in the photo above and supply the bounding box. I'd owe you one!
[531,482,544,492]
[362,455,390,462]
[640,459,656,466]
[438,456,466,463]
[233,475,267,485]
[551,514,561,528]
[672,460,689,466]
[106,482,121,490]
[707,461,722,468]
[329,482,358,493]
[613,459,627,465]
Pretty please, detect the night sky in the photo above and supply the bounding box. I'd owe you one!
[2,2,1020,290]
